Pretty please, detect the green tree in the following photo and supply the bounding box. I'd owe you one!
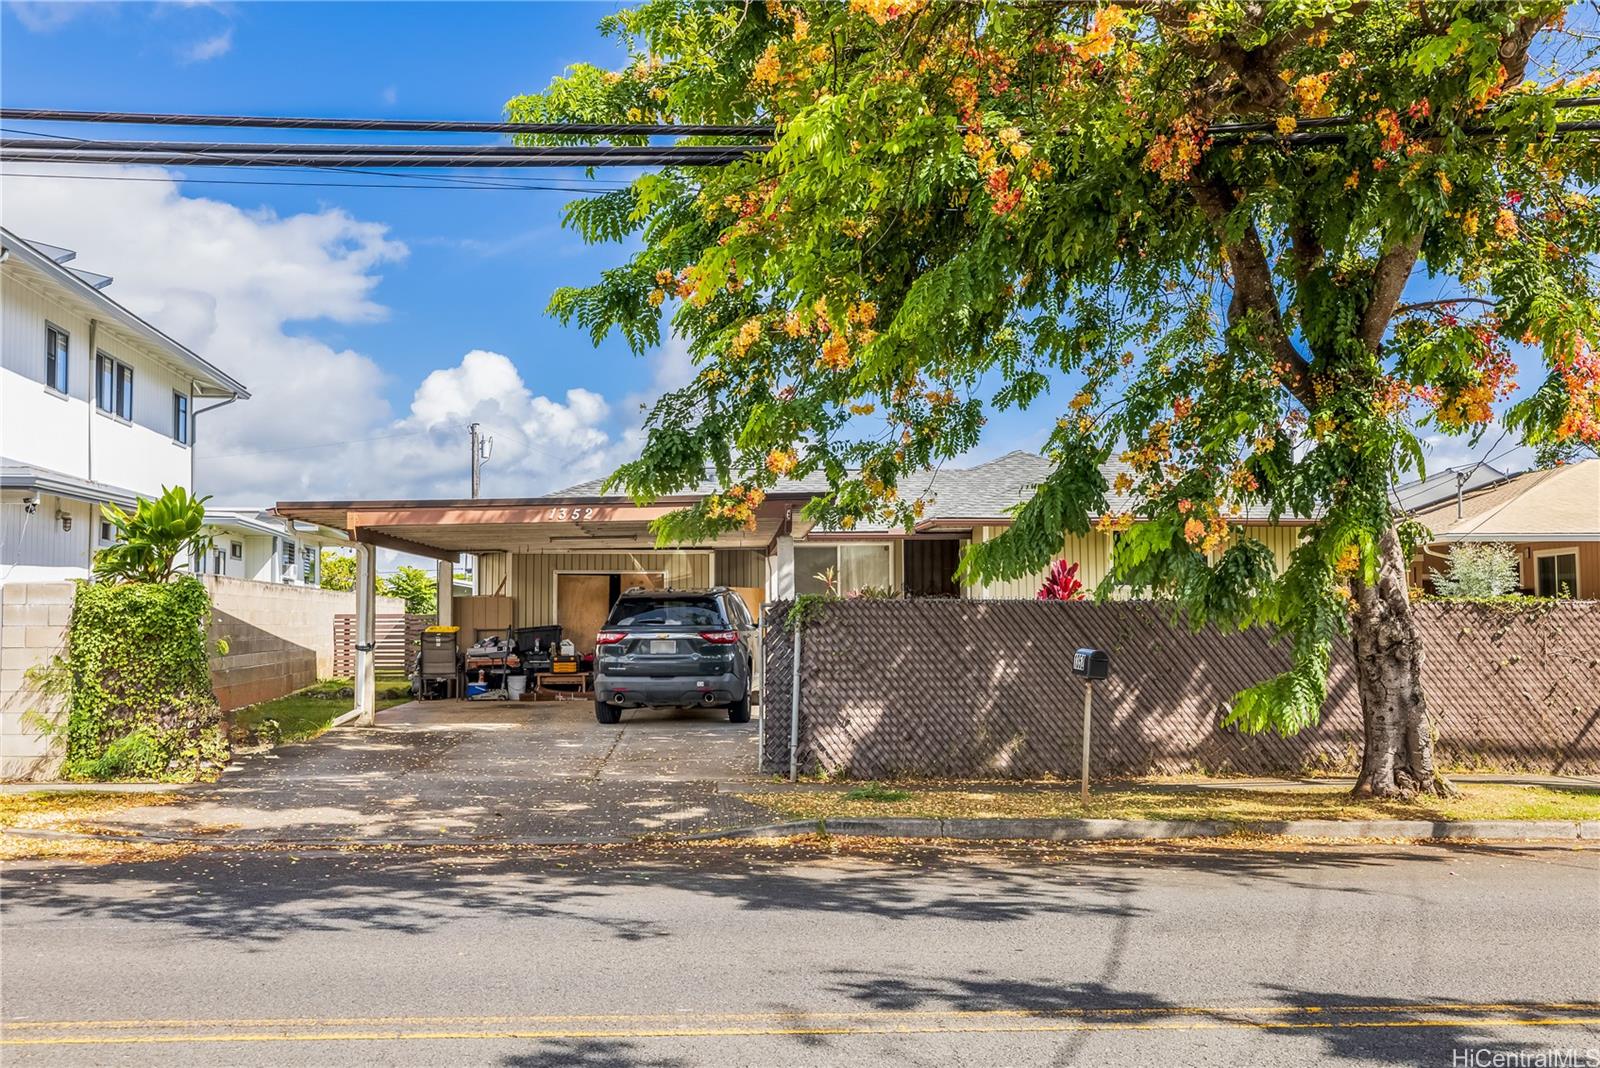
[320,549,356,592]
[94,486,212,585]
[380,565,438,615]
[515,1,1600,798]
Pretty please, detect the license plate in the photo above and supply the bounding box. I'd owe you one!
[649,640,677,654]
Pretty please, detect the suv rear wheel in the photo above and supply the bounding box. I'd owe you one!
[595,700,622,725]
[726,694,751,723]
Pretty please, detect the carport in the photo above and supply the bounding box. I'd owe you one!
[274,490,809,724]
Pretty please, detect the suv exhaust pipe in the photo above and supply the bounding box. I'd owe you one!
[702,692,718,706]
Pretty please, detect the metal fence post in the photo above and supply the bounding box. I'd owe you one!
[1080,681,1094,805]
[789,625,802,783]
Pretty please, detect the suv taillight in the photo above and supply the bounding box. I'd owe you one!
[699,630,740,644]
[595,631,627,645]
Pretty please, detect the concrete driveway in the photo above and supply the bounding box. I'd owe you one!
[85,699,771,844]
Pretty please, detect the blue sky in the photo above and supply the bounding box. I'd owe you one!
[2,1,1525,509]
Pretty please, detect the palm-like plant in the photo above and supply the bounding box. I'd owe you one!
[1037,561,1085,602]
[94,486,213,584]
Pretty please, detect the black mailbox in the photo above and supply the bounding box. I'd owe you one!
[1072,647,1110,680]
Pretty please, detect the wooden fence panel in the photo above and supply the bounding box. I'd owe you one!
[332,613,434,677]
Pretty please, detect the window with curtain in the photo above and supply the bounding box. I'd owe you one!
[794,544,892,596]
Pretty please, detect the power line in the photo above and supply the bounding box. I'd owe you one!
[0,169,632,192]
[199,428,440,460]
[0,108,777,137]
[0,146,758,168]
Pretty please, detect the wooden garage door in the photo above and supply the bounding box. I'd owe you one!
[556,572,664,655]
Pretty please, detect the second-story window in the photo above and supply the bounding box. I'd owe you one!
[116,363,134,421]
[96,354,115,413]
[46,325,69,394]
[96,353,134,420]
[172,392,190,444]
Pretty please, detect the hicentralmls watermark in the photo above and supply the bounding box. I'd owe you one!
[1451,1049,1600,1068]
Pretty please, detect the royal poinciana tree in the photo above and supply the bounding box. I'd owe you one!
[512,1,1600,798]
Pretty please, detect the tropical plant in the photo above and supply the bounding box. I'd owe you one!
[320,549,356,592]
[1038,561,1086,601]
[380,565,438,615]
[515,2,1600,798]
[93,486,212,584]
[1430,542,1522,597]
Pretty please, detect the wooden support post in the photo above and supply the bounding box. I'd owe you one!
[354,542,377,726]
[435,558,454,627]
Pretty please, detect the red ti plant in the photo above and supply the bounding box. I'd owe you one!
[1037,560,1085,601]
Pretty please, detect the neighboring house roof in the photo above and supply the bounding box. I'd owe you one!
[1410,460,1600,542]
[1391,463,1509,514]
[0,228,249,400]
[554,450,1298,530]
[0,460,139,510]
[206,507,348,542]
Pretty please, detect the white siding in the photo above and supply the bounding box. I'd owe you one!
[0,493,95,582]
[2,268,194,499]
[1,277,93,477]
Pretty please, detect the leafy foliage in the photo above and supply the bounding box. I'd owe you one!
[1431,541,1522,597]
[320,550,356,592]
[93,486,212,585]
[516,1,1600,736]
[61,577,225,781]
[380,565,438,615]
[1037,560,1086,601]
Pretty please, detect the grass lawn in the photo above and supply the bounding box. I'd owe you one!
[231,677,414,745]
[740,782,1600,825]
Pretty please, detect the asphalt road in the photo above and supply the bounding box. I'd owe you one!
[3,841,1598,1067]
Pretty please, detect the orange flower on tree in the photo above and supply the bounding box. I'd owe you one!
[765,448,798,476]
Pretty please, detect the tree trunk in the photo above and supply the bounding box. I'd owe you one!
[1349,525,1455,798]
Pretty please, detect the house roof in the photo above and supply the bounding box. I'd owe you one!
[1391,463,1510,514]
[1411,460,1600,542]
[0,228,249,400]
[206,507,348,542]
[553,450,1292,529]
[0,460,140,510]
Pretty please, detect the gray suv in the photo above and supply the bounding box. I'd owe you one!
[593,588,757,725]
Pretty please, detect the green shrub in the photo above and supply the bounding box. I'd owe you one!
[1430,542,1521,598]
[93,486,212,585]
[63,576,226,781]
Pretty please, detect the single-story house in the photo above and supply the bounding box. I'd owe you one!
[1404,459,1599,599]
[275,450,1311,717]
[197,507,349,586]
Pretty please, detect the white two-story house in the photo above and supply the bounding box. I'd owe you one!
[1,229,249,583]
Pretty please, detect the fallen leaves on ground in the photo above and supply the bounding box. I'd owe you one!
[737,783,1600,824]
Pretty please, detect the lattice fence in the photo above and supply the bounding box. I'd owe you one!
[760,599,1600,778]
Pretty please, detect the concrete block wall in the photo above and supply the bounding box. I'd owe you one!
[1,582,74,780]
[1,577,406,780]
[203,576,403,712]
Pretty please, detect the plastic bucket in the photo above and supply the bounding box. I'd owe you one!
[507,675,528,700]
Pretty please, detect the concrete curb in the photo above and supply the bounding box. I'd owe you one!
[689,816,1600,843]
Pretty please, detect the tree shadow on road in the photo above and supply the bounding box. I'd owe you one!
[499,1038,690,1068]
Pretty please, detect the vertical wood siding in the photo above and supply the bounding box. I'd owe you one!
[963,523,1306,600]
[714,549,766,588]
[505,551,712,626]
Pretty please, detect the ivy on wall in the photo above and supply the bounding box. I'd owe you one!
[62,576,226,780]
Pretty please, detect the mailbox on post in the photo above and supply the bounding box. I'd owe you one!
[1070,647,1110,803]
[1072,648,1110,680]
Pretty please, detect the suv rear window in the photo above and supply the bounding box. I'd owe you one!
[607,597,726,628]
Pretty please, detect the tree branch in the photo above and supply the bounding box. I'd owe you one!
[1358,231,1424,353]
[1193,179,1315,405]
[1392,296,1496,316]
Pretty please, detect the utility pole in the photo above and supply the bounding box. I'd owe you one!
[469,423,492,498]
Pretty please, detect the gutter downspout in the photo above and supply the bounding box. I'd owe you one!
[86,318,98,485]
[190,394,238,494]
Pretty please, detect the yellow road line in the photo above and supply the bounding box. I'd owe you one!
[4,1016,1599,1047]
[6,1001,1595,1031]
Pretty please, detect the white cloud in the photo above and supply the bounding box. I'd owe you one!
[0,165,667,504]
[180,26,232,62]
[5,1,87,32]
